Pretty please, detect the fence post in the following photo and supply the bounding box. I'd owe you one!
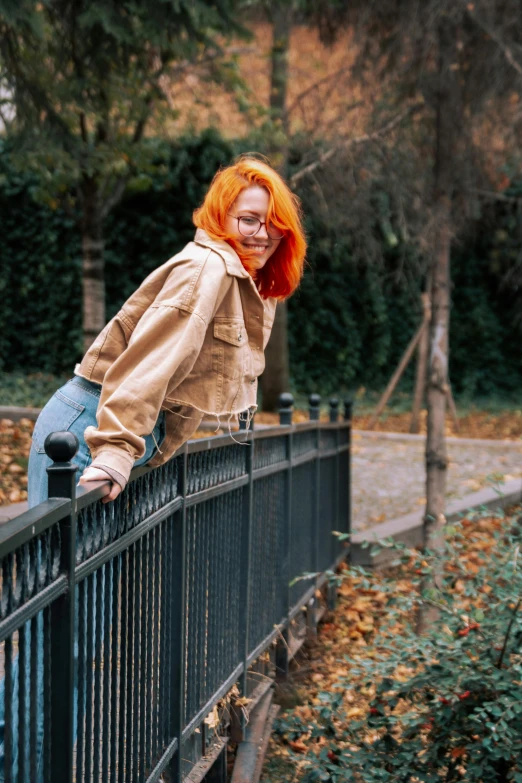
[308,393,321,422]
[329,398,339,423]
[275,393,293,677]
[328,400,340,610]
[307,394,321,641]
[45,431,79,783]
[344,399,353,557]
[278,393,293,425]
[235,418,254,743]
[169,445,188,782]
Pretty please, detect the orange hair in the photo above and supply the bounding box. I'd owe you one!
[193,156,307,299]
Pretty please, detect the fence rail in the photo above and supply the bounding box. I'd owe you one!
[0,395,351,782]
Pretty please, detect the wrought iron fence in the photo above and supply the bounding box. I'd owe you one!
[0,394,351,782]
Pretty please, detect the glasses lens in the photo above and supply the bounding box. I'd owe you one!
[267,224,284,240]
[237,216,285,240]
[238,216,260,236]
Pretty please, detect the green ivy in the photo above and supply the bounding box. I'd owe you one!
[0,132,521,399]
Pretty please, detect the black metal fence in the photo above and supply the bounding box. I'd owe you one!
[0,394,351,782]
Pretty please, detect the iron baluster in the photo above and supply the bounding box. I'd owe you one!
[46,431,78,783]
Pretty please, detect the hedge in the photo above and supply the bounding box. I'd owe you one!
[1,130,521,399]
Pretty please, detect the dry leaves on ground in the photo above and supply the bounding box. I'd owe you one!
[352,409,522,440]
[0,418,33,504]
[263,509,520,781]
[1,409,521,507]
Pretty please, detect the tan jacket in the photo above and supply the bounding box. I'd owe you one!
[76,229,277,484]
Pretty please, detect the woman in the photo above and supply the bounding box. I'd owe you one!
[0,156,306,781]
[28,155,306,507]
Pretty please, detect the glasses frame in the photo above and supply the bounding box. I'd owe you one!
[227,213,284,241]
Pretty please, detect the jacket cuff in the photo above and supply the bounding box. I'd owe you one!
[92,464,127,490]
[90,449,134,486]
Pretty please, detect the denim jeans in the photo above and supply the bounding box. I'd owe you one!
[0,376,165,781]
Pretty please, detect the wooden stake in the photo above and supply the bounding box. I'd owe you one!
[446,383,459,433]
[410,293,432,434]
[368,321,427,429]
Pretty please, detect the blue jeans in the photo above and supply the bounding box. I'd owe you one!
[0,376,165,781]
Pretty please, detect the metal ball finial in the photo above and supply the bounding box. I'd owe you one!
[308,393,321,421]
[44,431,80,463]
[278,393,294,426]
[329,397,340,423]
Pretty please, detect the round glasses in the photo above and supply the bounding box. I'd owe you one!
[228,214,284,240]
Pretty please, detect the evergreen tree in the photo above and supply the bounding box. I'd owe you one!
[0,0,247,349]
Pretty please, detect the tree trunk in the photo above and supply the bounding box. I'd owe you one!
[81,177,105,353]
[261,3,292,411]
[410,292,431,433]
[269,3,291,151]
[424,18,460,551]
[425,221,451,550]
[261,301,291,410]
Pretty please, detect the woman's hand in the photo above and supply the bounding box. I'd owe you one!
[78,466,123,504]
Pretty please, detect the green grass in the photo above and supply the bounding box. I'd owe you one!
[0,372,70,408]
[1,371,520,416]
[346,388,522,417]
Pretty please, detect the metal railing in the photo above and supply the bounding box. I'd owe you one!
[0,393,351,782]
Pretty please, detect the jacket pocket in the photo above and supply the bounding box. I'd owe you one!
[33,391,86,454]
[213,318,248,381]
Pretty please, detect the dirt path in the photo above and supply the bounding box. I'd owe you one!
[352,431,522,531]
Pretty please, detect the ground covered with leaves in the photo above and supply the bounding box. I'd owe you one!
[0,417,32,504]
[261,505,522,782]
[351,410,522,441]
[250,409,522,440]
[1,407,522,507]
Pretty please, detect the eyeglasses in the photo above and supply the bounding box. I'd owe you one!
[228,214,284,240]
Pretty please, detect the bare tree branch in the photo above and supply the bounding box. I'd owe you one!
[99,176,129,222]
[289,103,425,188]
[286,66,354,115]
[472,187,519,202]
[467,8,522,79]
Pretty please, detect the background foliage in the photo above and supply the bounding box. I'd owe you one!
[1,131,521,398]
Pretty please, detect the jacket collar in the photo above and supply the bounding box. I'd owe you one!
[193,229,249,279]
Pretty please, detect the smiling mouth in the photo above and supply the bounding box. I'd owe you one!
[242,243,268,254]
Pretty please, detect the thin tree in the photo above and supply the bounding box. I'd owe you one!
[0,0,247,351]
[295,0,522,549]
[245,0,364,409]
[259,0,293,410]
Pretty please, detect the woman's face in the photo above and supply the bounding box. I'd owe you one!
[225,185,280,273]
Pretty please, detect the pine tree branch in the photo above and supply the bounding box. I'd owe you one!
[0,29,75,142]
[289,102,424,188]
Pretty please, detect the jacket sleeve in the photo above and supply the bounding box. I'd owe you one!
[84,252,232,484]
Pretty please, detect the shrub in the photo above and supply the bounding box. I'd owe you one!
[275,508,522,782]
[1,131,521,397]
